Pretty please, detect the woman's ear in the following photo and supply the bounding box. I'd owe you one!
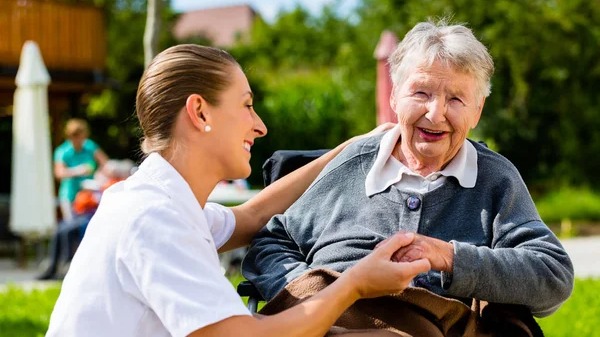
[184,94,211,131]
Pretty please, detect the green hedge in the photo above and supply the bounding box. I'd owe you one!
[245,69,370,186]
[535,187,600,223]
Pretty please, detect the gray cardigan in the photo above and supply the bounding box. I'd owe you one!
[242,134,574,317]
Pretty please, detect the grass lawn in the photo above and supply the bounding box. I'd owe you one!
[0,278,597,336]
[0,284,61,337]
[536,278,600,337]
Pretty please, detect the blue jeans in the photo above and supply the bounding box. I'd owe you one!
[38,213,93,280]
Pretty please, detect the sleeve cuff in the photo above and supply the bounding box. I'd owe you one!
[441,270,453,290]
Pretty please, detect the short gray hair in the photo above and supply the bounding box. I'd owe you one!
[388,19,494,99]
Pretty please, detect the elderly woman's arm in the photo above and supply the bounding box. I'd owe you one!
[448,221,573,317]
[393,224,572,317]
[241,214,310,300]
[392,181,574,317]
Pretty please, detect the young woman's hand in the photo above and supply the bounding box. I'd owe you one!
[346,122,395,144]
[390,233,454,273]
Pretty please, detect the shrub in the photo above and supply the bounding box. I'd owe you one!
[535,187,600,223]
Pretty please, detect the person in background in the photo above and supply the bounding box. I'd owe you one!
[242,19,574,332]
[45,44,430,337]
[53,118,109,220]
[38,159,136,280]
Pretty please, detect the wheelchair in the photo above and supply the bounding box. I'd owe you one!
[236,149,328,312]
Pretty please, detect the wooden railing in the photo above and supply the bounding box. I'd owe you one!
[0,0,106,71]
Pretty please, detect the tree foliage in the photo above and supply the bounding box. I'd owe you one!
[229,6,377,183]
[354,0,600,191]
[80,0,600,190]
[81,0,176,162]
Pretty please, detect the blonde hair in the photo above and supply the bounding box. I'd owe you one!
[135,44,239,155]
[64,118,89,138]
[388,18,495,100]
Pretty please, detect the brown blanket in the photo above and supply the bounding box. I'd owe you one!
[259,269,543,337]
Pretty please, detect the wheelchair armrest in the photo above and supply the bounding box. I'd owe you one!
[237,280,263,299]
[237,280,264,313]
[262,149,329,186]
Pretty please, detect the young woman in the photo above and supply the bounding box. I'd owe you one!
[45,44,430,337]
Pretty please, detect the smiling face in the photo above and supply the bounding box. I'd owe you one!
[391,60,484,174]
[206,66,267,179]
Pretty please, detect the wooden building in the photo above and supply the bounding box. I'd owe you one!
[0,0,107,197]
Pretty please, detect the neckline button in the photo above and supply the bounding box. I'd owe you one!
[406,196,421,211]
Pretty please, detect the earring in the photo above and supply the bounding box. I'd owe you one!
[204,125,212,133]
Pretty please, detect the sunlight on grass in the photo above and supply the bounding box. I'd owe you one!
[537,278,600,337]
[0,277,597,336]
[0,284,61,337]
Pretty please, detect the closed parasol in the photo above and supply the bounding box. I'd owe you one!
[10,41,56,238]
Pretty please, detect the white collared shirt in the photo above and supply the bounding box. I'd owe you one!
[365,125,478,196]
[46,153,250,337]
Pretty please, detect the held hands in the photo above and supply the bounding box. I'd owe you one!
[343,232,431,299]
[377,232,454,273]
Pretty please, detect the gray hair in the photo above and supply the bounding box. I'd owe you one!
[388,19,494,99]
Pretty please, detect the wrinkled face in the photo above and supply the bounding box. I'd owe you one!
[391,60,484,169]
[207,66,267,179]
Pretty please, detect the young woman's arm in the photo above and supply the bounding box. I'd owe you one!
[224,123,394,251]
[189,232,430,337]
[54,162,92,179]
[94,147,110,169]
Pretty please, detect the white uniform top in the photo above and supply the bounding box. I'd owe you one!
[46,153,250,337]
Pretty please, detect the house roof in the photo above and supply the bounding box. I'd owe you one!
[173,4,257,47]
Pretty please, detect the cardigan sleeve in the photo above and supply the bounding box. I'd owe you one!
[447,173,574,317]
[242,214,310,300]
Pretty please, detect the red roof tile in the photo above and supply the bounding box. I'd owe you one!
[173,4,257,47]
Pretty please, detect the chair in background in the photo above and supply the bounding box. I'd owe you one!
[0,194,23,263]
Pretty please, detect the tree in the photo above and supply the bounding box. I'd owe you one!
[144,0,162,68]
[77,0,600,190]
[84,0,176,161]
[354,0,600,190]
[228,6,373,184]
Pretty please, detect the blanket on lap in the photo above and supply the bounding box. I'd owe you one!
[259,269,543,337]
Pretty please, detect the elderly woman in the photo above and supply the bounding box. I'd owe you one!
[242,19,574,332]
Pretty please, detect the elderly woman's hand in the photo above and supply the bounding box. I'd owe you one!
[378,233,454,273]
